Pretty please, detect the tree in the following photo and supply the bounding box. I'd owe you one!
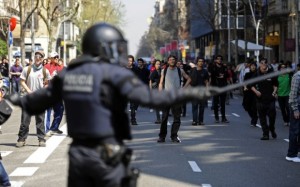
[38,0,80,52]
[0,38,8,57]
[75,0,125,53]
[19,0,40,66]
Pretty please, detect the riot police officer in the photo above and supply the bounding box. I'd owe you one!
[8,23,214,187]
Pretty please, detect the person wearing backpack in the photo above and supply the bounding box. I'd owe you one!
[157,55,191,143]
[16,50,51,147]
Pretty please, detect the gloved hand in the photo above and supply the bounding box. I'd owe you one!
[6,93,21,106]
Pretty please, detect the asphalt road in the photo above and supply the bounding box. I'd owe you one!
[0,93,299,187]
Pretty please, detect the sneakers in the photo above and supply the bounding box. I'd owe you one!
[39,141,46,147]
[199,122,205,126]
[51,130,63,135]
[192,121,197,126]
[131,121,138,125]
[171,137,181,143]
[154,120,161,124]
[215,119,220,123]
[45,131,52,137]
[16,141,26,148]
[286,156,300,163]
[157,137,165,143]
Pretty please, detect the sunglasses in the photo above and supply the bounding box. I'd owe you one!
[35,54,43,59]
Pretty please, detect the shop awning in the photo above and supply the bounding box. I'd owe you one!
[231,40,272,51]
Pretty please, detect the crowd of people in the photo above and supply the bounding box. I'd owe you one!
[127,54,300,163]
[0,51,65,148]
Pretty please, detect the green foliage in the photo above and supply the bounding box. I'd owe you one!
[0,39,8,57]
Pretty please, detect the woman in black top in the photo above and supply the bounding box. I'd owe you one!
[149,59,162,123]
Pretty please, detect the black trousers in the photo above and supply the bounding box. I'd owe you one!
[277,96,290,123]
[257,101,276,136]
[247,99,258,125]
[68,144,126,187]
[213,93,227,120]
[159,105,181,139]
[130,102,139,122]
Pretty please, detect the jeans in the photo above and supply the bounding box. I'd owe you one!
[192,100,206,123]
[45,102,64,132]
[18,109,45,142]
[11,79,21,95]
[287,106,300,157]
[159,105,181,139]
[0,161,10,187]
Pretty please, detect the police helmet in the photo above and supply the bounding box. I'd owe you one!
[82,22,128,66]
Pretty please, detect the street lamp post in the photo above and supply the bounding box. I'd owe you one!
[255,19,261,63]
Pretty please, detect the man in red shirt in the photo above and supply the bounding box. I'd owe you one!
[44,52,65,136]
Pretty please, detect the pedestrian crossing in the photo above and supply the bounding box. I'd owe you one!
[0,124,67,187]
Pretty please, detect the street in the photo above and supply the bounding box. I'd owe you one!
[1,93,299,187]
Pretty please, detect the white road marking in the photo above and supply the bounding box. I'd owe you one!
[0,151,12,157]
[10,167,39,176]
[210,114,231,117]
[284,139,289,142]
[256,124,262,128]
[202,184,212,187]
[232,113,240,117]
[24,124,67,164]
[188,161,202,172]
[10,181,25,187]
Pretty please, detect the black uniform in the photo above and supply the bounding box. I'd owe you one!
[12,55,209,187]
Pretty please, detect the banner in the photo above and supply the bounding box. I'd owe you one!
[160,47,166,55]
[165,43,171,52]
[171,40,178,51]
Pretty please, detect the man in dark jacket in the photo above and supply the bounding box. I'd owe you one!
[209,55,229,123]
[251,58,278,140]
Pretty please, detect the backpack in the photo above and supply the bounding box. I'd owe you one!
[162,66,182,88]
[25,65,47,84]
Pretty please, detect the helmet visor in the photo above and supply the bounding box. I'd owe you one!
[110,40,128,67]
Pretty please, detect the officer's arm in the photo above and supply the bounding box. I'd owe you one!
[114,69,211,108]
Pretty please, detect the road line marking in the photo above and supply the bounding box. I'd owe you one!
[210,114,231,117]
[188,161,202,172]
[10,181,25,187]
[10,167,39,176]
[24,124,67,164]
[0,151,12,157]
[232,113,240,117]
[202,184,212,187]
[256,124,262,128]
[284,139,289,142]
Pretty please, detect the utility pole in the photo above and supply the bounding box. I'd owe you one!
[295,0,299,64]
[63,0,69,66]
[248,0,260,62]
[31,0,35,61]
[227,0,231,63]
